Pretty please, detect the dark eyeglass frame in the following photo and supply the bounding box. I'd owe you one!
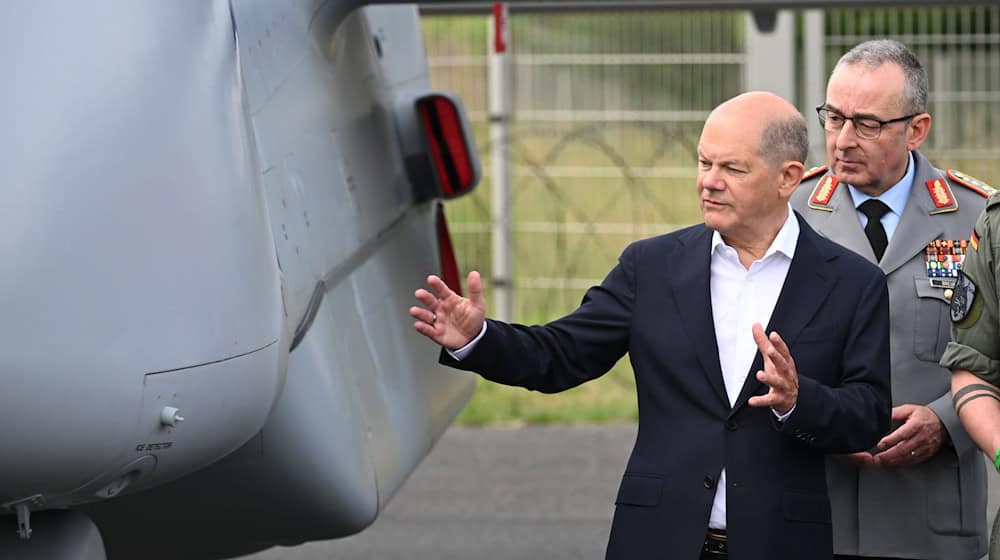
[815,106,920,140]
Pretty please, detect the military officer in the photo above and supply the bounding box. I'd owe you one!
[790,39,991,560]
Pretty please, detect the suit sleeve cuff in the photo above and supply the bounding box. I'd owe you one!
[446,322,488,361]
[772,405,795,422]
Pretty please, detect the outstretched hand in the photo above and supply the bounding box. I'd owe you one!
[747,323,799,415]
[410,271,487,350]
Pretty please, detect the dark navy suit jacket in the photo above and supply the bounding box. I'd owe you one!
[441,213,891,560]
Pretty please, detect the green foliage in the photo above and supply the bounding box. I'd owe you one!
[456,359,638,426]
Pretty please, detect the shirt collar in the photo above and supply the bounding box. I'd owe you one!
[847,151,915,216]
[711,205,799,260]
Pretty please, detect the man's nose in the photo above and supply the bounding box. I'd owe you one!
[699,169,723,190]
[834,120,859,151]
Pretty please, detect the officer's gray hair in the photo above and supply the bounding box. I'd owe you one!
[760,112,809,169]
[834,39,928,114]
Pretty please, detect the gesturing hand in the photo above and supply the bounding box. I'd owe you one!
[410,271,487,350]
[747,323,799,415]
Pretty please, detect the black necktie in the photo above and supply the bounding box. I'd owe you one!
[858,199,890,261]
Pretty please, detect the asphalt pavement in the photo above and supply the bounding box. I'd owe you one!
[242,424,1000,560]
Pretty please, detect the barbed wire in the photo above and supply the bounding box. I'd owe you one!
[452,121,703,317]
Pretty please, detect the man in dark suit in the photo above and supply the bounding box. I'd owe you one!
[411,91,892,560]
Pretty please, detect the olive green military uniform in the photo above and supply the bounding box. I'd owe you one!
[941,190,1000,384]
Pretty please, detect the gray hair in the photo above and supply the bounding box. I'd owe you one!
[760,112,809,169]
[834,39,928,114]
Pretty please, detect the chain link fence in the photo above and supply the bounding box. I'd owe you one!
[423,6,1000,322]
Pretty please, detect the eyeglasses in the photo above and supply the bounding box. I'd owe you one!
[815,106,919,140]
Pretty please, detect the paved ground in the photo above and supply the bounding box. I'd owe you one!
[242,424,1000,560]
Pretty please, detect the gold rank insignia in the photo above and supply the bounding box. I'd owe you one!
[925,178,958,214]
[802,165,829,181]
[808,175,839,211]
[947,169,997,198]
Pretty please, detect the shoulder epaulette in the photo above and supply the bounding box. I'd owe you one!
[807,175,839,212]
[947,169,997,198]
[926,178,958,214]
[985,191,1000,210]
[801,165,829,182]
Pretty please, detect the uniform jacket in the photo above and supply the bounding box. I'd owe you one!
[442,214,891,560]
[791,149,988,559]
[942,191,1000,385]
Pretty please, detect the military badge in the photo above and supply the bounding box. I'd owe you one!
[925,178,957,213]
[808,175,839,211]
[926,239,968,289]
[971,229,980,251]
[950,271,979,324]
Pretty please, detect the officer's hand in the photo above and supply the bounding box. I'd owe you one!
[410,271,487,350]
[837,451,879,467]
[748,323,798,415]
[871,404,945,467]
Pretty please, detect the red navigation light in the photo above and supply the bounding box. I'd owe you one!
[417,95,478,199]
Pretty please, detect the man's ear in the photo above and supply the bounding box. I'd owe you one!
[778,161,805,198]
[906,113,932,151]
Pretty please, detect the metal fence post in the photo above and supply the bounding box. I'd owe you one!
[744,10,796,104]
[488,2,513,321]
[803,10,826,165]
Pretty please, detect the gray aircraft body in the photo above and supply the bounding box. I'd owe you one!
[1,2,480,558]
[2,1,994,559]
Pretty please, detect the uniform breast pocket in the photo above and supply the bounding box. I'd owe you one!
[913,275,950,362]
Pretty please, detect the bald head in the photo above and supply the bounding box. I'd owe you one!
[707,92,809,169]
[697,92,807,249]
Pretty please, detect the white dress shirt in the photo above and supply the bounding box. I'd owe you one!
[707,207,799,530]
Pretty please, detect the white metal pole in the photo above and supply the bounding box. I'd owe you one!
[488,2,513,322]
[804,10,826,166]
[744,10,797,103]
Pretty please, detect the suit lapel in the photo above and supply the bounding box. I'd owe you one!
[669,226,729,409]
[729,216,833,417]
[806,177,876,262]
[879,153,946,275]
